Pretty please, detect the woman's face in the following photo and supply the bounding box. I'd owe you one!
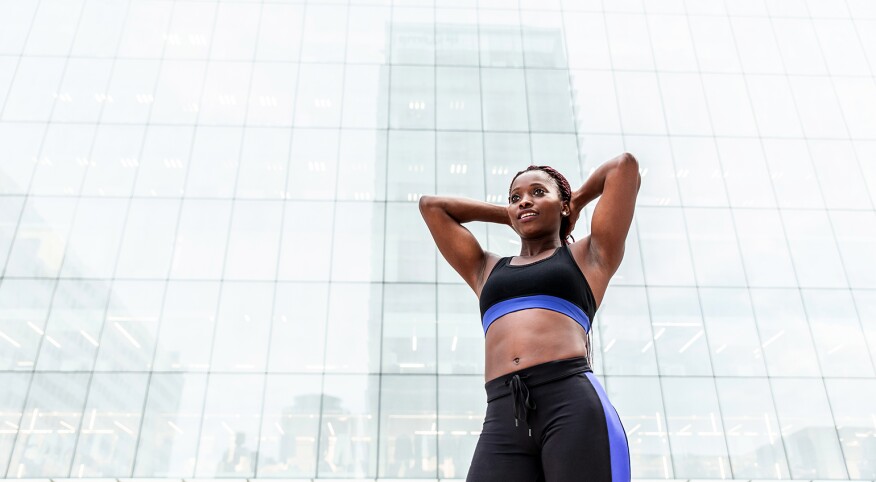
[507,170,566,238]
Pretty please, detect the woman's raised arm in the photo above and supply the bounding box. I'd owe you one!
[570,153,641,275]
[419,195,510,293]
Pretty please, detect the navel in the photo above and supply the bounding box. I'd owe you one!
[513,357,520,365]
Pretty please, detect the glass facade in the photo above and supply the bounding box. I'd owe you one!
[1,0,875,480]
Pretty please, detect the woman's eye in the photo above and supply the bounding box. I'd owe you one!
[535,188,545,195]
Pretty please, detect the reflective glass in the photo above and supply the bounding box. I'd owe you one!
[436,67,481,131]
[687,16,742,73]
[636,207,696,286]
[624,136,680,206]
[134,373,208,476]
[169,200,232,280]
[5,197,76,278]
[152,282,220,372]
[114,199,180,279]
[761,139,825,209]
[390,66,434,130]
[606,376,672,478]
[256,4,304,61]
[649,288,712,376]
[614,72,666,135]
[346,6,390,64]
[116,1,173,59]
[300,5,348,63]
[781,210,847,288]
[94,281,164,371]
[378,375,437,478]
[714,378,790,478]
[198,62,251,126]
[479,9,523,67]
[605,14,654,70]
[824,379,876,479]
[133,126,195,197]
[323,283,383,373]
[7,373,90,477]
[661,377,731,478]
[684,208,746,287]
[436,9,478,66]
[210,4,259,61]
[256,374,321,477]
[481,68,528,132]
[386,130,435,201]
[648,14,697,71]
[597,287,659,375]
[802,289,874,377]
[0,280,55,371]
[437,375,484,478]
[59,198,127,279]
[294,64,344,128]
[0,373,29,476]
[1,58,65,121]
[342,65,390,129]
[331,202,385,282]
[29,124,95,196]
[80,125,145,197]
[808,140,873,210]
[51,59,113,123]
[70,373,149,477]
[382,283,436,373]
[659,73,712,136]
[0,1,38,55]
[0,123,44,194]
[391,8,435,65]
[318,374,381,477]
[569,70,621,134]
[150,61,206,125]
[437,284,483,374]
[700,288,767,376]
[832,77,876,139]
[101,59,162,124]
[0,197,24,270]
[671,138,728,207]
[267,283,329,373]
[749,289,821,376]
[235,128,290,199]
[36,280,109,371]
[385,202,436,283]
[23,0,83,56]
[521,10,566,68]
[733,210,796,287]
[209,282,273,372]
[195,374,264,477]
[701,74,759,137]
[831,210,876,288]
[223,201,282,281]
[247,63,298,126]
[771,378,848,479]
[564,12,611,70]
[526,69,575,133]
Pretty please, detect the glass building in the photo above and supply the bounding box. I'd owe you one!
[1,0,875,479]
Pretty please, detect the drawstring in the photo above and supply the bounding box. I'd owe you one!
[504,373,536,436]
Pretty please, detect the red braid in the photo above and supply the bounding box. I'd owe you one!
[508,165,575,245]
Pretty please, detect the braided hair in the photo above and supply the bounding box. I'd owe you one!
[508,165,576,245]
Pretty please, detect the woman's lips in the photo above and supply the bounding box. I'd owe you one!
[519,213,538,222]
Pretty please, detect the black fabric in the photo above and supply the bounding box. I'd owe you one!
[466,357,629,482]
[479,245,597,324]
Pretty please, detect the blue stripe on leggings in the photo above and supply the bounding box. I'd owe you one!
[482,295,591,335]
[585,372,631,482]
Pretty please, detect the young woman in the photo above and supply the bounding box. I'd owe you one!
[419,153,641,481]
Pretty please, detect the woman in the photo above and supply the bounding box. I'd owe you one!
[419,153,641,481]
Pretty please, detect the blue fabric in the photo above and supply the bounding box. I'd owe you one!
[586,372,632,482]
[482,294,591,335]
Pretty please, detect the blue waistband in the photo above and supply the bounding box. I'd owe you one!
[482,294,591,335]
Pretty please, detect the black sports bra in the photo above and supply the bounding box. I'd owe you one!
[478,244,597,336]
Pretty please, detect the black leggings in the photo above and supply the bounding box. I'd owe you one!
[466,356,631,482]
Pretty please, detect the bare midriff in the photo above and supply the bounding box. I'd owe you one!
[484,308,589,383]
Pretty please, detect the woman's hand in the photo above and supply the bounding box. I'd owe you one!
[566,195,585,235]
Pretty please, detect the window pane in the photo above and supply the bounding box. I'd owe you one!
[209,282,273,372]
[659,73,712,136]
[378,375,437,478]
[382,284,436,373]
[526,69,574,133]
[29,124,95,196]
[808,139,872,210]
[35,280,109,371]
[782,210,847,288]
[247,63,297,127]
[268,283,329,373]
[481,68,528,132]
[337,129,388,201]
[319,374,381,477]
[671,137,728,207]
[649,287,712,376]
[169,200,232,280]
[700,288,767,376]
[324,283,383,373]
[385,202,436,282]
[256,374,322,477]
[685,208,746,287]
[0,373,29,476]
[831,210,876,289]
[134,126,195,197]
[236,128,290,199]
[598,287,658,375]
[81,125,145,197]
[0,280,55,371]
[0,123,44,194]
[387,130,435,201]
[288,129,339,200]
[606,376,673,478]
[825,379,876,479]
[636,207,696,286]
[346,6,390,63]
[771,378,848,479]
[614,71,666,135]
[153,281,220,371]
[624,136,680,206]
[300,5,347,62]
[256,4,303,61]
[606,14,654,70]
[802,289,874,377]
[71,373,149,476]
[733,209,796,287]
[59,198,128,279]
[437,284,483,374]
[331,202,385,282]
[2,58,65,121]
[436,8,478,65]
[198,61,251,125]
[134,373,208,476]
[762,139,825,209]
[115,199,180,279]
[479,9,523,67]
[52,58,113,123]
[224,201,283,280]
[718,138,777,208]
[195,374,264,477]
[342,65,389,129]
[715,378,790,478]
[661,377,731,478]
[570,70,621,134]
[8,374,89,477]
[94,280,164,371]
[438,375,483,478]
[294,64,343,128]
[437,67,481,130]
[390,65,435,129]
[750,289,821,376]
[391,7,435,64]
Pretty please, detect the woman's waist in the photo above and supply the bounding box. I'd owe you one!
[484,355,592,401]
